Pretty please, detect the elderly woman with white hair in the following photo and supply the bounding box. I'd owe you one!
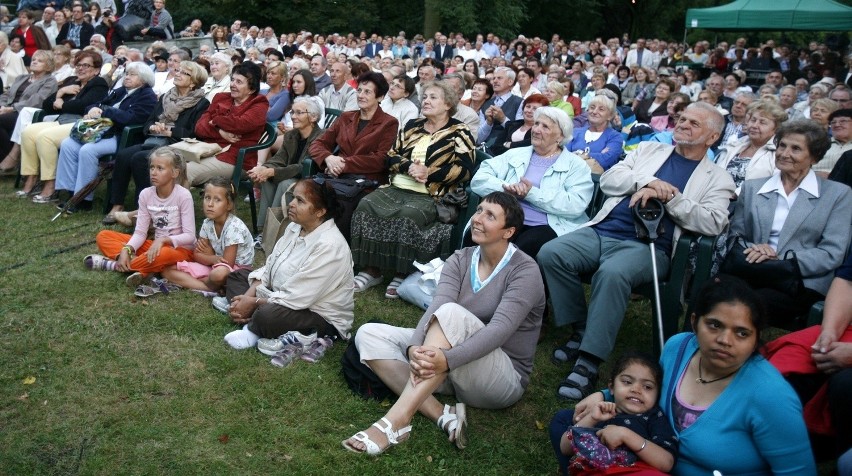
[247,97,324,245]
[566,94,625,174]
[54,61,157,213]
[470,106,594,259]
[203,52,233,101]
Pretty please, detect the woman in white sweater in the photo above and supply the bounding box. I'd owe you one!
[218,178,354,349]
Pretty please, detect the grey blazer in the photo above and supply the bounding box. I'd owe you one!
[730,174,852,294]
[0,74,58,112]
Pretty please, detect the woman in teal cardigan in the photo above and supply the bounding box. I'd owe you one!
[550,276,816,475]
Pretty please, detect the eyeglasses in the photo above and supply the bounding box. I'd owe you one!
[178,70,192,77]
[75,63,94,69]
[830,119,851,127]
[291,109,309,116]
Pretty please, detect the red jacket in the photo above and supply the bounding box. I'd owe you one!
[195,92,268,170]
[308,108,398,184]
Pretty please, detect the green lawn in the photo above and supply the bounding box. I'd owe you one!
[0,177,833,475]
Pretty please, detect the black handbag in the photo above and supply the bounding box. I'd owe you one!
[314,173,378,199]
[435,184,467,224]
[721,235,803,295]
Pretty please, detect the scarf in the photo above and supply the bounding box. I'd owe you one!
[158,88,206,126]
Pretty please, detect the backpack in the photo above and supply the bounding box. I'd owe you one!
[340,322,392,401]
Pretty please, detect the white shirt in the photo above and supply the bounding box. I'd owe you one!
[757,170,820,250]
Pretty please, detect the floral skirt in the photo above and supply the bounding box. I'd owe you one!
[350,186,454,274]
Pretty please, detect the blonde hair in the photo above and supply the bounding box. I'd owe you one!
[150,147,188,188]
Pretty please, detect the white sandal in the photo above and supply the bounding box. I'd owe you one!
[353,271,382,293]
[342,417,411,456]
[436,403,468,449]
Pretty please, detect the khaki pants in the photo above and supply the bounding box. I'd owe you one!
[355,303,524,409]
[186,157,235,187]
[20,122,73,180]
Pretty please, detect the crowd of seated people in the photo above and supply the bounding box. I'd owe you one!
[3,9,852,472]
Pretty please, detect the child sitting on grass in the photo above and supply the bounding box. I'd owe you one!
[160,176,254,296]
[85,147,195,290]
[559,351,678,474]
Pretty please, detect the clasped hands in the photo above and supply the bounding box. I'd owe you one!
[572,401,633,450]
[325,155,346,177]
[811,329,852,374]
[408,162,428,183]
[247,165,274,183]
[408,345,448,386]
[503,177,532,199]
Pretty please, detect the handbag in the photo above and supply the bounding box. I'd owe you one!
[69,117,114,144]
[721,235,803,295]
[314,173,378,199]
[435,184,467,224]
[170,139,223,163]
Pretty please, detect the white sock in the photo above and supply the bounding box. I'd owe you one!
[224,324,260,349]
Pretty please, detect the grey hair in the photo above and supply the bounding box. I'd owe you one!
[209,52,234,71]
[495,66,516,82]
[534,106,573,146]
[591,91,618,113]
[293,96,322,123]
[440,72,466,96]
[420,80,459,116]
[125,61,155,87]
[686,102,724,135]
[735,91,758,102]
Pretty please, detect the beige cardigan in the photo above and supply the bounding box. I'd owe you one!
[248,219,355,338]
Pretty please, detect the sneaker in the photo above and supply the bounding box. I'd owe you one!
[84,254,111,270]
[269,342,304,368]
[256,330,317,356]
[300,336,334,363]
[212,296,230,314]
[253,233,263,250]
[126,272,148,288]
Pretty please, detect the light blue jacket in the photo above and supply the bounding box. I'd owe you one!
[470,146,594,236]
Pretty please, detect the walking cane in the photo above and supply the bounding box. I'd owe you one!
[632,197,666,351]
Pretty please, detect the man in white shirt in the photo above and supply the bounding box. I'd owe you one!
[35,7,57,46]
[319,61,358,111]
[625,39,655,69]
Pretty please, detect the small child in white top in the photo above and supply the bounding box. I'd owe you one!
[162,176,254,292]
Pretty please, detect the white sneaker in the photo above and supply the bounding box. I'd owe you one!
[256,330,317,356]
[212,296,230,314]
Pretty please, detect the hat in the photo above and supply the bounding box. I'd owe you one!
[819,77,837,87]
[657,67,672,76]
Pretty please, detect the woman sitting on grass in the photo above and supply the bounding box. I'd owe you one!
[157,177,254,297]
[216,178,354,352]
[343,192,545,455]
[85,147,195,289]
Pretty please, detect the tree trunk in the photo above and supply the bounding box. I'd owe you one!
[423,0,440,38]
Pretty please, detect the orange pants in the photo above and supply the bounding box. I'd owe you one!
[96,230,194,275]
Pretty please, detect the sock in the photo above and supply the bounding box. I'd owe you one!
[85,256,117,271]
[557,354,600,400]
[224,324,260,349]
[553,329,585,362]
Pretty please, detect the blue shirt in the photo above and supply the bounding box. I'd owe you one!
[594,151,699,255]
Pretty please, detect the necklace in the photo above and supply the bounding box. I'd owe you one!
[696,356,740,384]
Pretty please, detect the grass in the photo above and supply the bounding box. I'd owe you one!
[0,177,835,475]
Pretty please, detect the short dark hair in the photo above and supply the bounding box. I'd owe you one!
[472,78,494,99]
[692,275,767,341]
[481,191,524,238]
[829,108,852,122]
[774,119,831,163]
[232,61,262,94]
[357,71,389,99]
[393,74,415,96]
[298,178,342,221]
[609,351,663,389]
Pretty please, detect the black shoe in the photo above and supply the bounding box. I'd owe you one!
[65,200,93,214]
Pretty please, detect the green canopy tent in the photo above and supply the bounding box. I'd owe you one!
[685,0,852,31]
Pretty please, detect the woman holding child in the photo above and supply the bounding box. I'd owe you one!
[549,276,816,475]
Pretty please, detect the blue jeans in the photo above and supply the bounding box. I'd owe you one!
[55,135,118,201]
[549,409,576,475]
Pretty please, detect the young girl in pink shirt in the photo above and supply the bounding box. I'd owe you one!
[85,147,195,286]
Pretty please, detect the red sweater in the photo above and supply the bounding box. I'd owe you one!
[195,92,268,169]
[308,108,398,184]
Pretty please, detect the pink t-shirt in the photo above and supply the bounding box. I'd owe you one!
[127,185,196,251]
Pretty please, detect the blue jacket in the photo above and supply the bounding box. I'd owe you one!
[567,126,624,170]
[90,85,157,139]
[470,146,593,236]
